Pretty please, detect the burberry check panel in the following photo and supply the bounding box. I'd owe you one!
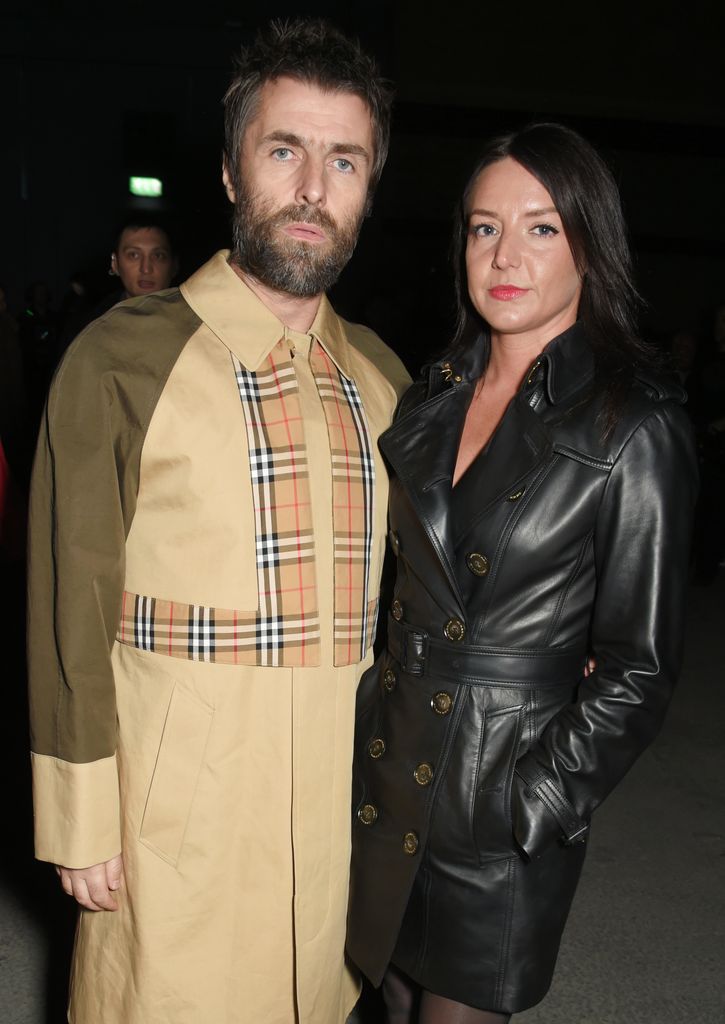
[310,343,376,665]
[231,343,319,666]
[118,592,320,664]
[116,337,377,668]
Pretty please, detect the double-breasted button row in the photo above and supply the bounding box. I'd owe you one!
[403,831,419,855]
[413,762,434,786]
[368,738,385,759]
[358,803,378,825]
[431,691,453,715]
[443,617,465,642]
[466,552,490,577]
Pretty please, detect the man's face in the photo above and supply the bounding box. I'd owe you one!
[111,227,176,298]
[223,76,375,298]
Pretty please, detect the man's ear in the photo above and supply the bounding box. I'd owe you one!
[222,159,236,203]
[110,252,119,276]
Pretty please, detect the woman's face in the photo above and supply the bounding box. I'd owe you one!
[465,157,583,349]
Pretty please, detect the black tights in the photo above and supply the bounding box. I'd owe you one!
[382,965,511,1024]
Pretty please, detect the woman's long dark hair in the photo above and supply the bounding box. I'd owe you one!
[450,123,659,433]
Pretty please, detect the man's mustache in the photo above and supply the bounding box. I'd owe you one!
[270,204,338,234]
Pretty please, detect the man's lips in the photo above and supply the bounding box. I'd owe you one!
[281,222,327,242]
[137,280,158,290]
[489,285,528,301]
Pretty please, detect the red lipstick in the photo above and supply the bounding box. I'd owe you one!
[489,286,528,301]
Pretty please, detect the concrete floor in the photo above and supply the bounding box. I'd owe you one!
[2,571,724,1023]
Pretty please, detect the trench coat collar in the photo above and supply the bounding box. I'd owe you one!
[180,250,355,380]
[378,323,594,605]
[534,321,595,405]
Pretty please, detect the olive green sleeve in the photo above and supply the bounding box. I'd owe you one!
[27,291,200,867]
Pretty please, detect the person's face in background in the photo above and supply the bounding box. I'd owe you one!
[222,76,374,298]
[111,227,176,298]
[465,157,583,351]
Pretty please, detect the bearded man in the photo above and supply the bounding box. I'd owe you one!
[27,19,409,1024]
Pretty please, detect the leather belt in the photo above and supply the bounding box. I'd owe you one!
[388,616,585,687]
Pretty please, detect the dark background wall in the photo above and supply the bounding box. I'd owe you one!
[1,0,724,368]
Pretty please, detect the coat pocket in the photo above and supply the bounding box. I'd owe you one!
[139,683,214,867]
[472,702,525,863]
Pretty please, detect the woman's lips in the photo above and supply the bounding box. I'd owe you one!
[489,285,528,300]
[282,223,327,242]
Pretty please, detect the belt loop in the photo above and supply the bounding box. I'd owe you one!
[403,628,428,677]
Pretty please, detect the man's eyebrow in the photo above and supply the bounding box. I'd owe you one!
[329,142,370,159]
[260,131,305,147]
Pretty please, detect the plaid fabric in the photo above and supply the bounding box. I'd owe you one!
[117,337,377,667]
[118,591,320,664]
[310,344,376,665]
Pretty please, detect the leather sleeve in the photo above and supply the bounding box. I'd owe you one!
[512,401,698,859]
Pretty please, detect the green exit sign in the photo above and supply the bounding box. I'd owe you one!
[129,176,163,197]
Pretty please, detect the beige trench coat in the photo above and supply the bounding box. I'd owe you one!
[28,253,410,1023]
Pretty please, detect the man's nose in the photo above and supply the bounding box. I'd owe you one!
[294,157,326,207]
[140,252,152,274]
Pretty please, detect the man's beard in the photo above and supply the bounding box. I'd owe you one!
[230,180,365,299]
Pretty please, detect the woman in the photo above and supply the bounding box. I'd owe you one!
[346,123,697,1023]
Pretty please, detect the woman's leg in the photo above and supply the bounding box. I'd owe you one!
[382,964,421,1024]
[418,990,511,1024]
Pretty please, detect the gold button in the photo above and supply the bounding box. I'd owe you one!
[453,374,463,383]
[413,762,434,786]
[431,691,453,715]
[466,552,490,577]
[358,803,378,826]
[391,599,403,622]
[527,360,541,385]
[403,831,419,855]
[368,738,386,759]
[383,668,397,692]
[443,617,465,642]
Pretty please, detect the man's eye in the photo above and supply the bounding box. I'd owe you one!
[272,148,293,160]
[333,158,353,172]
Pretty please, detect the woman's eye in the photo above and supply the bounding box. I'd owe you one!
[532,223,559,237]
[472,223,497,238]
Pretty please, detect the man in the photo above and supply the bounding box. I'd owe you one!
[109,218,178,298]
[28,19,409,1024]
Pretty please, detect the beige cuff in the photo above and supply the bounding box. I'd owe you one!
[31,752,121,868]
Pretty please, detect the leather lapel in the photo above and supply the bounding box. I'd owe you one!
[380,381,474,609]
[451,394,552,543]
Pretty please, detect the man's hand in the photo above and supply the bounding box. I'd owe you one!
[56,854,124,911]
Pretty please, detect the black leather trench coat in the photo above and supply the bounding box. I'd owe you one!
[346,324,697,1014]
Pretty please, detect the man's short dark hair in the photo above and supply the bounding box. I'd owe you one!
[113,216,176,255]
[223,18,393,197]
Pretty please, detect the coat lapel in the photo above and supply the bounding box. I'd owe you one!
[380,380,474,609]
[450,395,552,543]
